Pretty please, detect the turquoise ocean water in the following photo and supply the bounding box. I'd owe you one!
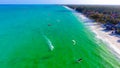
[0,5,120,68]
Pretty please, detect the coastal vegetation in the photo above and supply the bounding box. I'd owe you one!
[67,5,120,34]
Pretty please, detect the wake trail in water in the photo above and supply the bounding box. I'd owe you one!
[43,35,54,51]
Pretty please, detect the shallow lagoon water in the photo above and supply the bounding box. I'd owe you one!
[0,5,119,68]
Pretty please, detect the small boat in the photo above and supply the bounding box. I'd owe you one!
[48,24,51,26]
[76,58,82,63]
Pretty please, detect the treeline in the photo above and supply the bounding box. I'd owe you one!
[67,5,120,34]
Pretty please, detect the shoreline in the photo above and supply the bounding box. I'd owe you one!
[89,23,120,58]
[75,11,120,59]
[64,6,120,59]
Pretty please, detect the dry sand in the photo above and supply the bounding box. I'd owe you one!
[65,6,120,59]
[75,12,120,59]
[89,23,120,58]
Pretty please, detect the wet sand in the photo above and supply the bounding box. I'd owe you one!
[74,11,120,59]
[89,23,120,59]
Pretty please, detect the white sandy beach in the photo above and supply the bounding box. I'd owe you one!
[65,6,120,59]
[75,12,120,59]
[90,23,120,58]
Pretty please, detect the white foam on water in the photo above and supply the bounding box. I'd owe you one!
[44,35,54,51]
[78,13,88,20]
[63,6,74,11]
[70,8,120,59]
[77,14,94,24]
[63,6,92,23]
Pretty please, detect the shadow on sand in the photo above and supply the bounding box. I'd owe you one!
[102,29,111,32]
[108,32,120,43]
[109,32,120,38]
[101,28,120,43]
